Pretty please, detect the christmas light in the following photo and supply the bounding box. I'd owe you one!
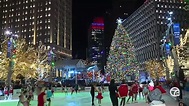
[106,22,139,81]
[0,39,50,80]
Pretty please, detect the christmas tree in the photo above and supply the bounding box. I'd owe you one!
[106,19,139,81]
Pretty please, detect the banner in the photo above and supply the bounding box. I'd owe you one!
[173,23,180,46]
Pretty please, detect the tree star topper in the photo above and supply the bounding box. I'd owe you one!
[117,18,123,25]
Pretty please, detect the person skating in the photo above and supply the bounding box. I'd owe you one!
[46,87,53,106]
[90,82,97,106]
[37,86,47,106]
[96,87,103,106]
[109,79,119,106]
[127,84,134,104]
[132,81,139,103]
[118,79,128,106]
[4,85,8,100]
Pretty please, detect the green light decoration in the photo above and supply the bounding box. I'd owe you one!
[106,20,139,81]
[51,62,55,66]
[168,42,171,46]
[12,55,16,58]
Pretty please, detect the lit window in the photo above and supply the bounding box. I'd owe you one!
[48,14,51,16]
[49,1,51,4]
[26,0,28,3]
[48,7,51,10]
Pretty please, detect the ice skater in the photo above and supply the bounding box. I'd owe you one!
[4,86,9,100]
[9,85,13,100]
[96,87,103,106]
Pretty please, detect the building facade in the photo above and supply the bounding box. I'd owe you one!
[123,0,189,69]
[0,0,72,57]
[87,17,105,72]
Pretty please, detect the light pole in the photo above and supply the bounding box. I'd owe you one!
[161,12,183,99]
[5,30,18,86]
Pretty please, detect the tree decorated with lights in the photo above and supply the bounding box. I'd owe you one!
[145,59,164,79]
[106,19,139,81]
[35,41,51,80]
[0,39,50,82]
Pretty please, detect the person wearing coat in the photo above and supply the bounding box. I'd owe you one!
[118,80,128,106]
[109,79,119,106]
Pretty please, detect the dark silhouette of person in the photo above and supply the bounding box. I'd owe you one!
[90,82,96,106]
[109,79,118,106]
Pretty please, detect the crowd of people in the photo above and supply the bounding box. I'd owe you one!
[0,78,188,106]
[90,79,167,106]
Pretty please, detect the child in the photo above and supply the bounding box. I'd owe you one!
[142,84,149,103]
[4,86,9,100]
[139,84,143,99]
[46,87,53,106]
[28,89,34,101]
[96,87,103,106]
[51,87,54,97]
[127,85,134,104]
[17,90,29,106]
[9,85,13,100]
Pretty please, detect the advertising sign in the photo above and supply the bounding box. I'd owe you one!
[173,23,180,46]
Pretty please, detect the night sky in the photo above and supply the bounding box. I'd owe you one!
[72,0,145,59]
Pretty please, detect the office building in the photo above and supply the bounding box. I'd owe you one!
[87,17,105,71]
[123,0,189,69]
[0,0,72,58]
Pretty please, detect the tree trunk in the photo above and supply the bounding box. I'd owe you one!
[6,60,13,86]
[163,61,170,80]
[49,67,53,82]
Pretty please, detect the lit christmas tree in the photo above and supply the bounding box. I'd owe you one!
[106,19,139,81]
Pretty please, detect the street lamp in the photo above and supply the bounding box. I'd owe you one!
[161,12,183,99]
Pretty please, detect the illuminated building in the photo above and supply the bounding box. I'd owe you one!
[87,17,105,71]
[123,0,189,69]
[0,0,72,58]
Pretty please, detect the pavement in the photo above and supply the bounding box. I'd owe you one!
[165,88,189,106]
[0,91,179,106]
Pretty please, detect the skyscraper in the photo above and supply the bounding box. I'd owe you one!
[123,0,189,69]
[0,0,72,58]
[87,17,105,71]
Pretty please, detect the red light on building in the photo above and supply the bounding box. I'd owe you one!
[93,17,104,23]
[92,17,104,30]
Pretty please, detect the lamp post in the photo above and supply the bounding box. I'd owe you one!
[5,30,18,86]
[161,12,183,99]
[48,49,55,82]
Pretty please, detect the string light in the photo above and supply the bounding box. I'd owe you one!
[145,60,164,78]
[0,39,50,80]
[106,21,139,81]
